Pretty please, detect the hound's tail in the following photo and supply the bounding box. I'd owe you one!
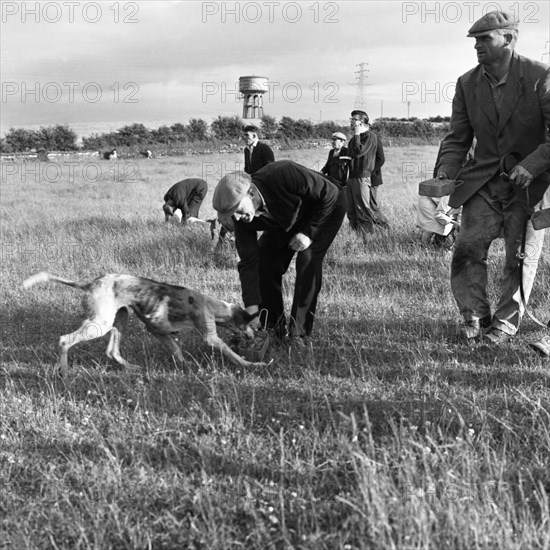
[22,272,90,291]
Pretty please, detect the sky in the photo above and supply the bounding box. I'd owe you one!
[1,0,549,138]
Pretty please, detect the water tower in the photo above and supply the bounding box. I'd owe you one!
[239,76,268,123]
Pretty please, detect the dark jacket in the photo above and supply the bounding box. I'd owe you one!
[244,141,275,175]
[371,135,385,187]
[438,52,550,208]
[234,161,340,307]
[348,130,378,179]
[321,146,350,186]
[164,178,208,217]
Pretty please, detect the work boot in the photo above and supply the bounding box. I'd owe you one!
[484,328,512,344]
[285,335,312,351]
[459,315,492,341]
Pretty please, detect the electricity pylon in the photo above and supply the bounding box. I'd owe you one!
[352,62,370,111]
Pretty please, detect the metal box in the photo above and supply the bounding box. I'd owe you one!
[238,331,270,362]
[418,178,457,197]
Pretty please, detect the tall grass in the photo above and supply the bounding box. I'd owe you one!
[1,146,549,549]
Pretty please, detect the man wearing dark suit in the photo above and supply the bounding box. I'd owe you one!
[163,178,208,223]
[212,161,346,342]
[242,125,275,175]
[437,11,550,343]
[215,125,276,247]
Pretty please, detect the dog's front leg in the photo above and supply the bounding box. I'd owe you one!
[204,329,269,368]
[152,333,185,366]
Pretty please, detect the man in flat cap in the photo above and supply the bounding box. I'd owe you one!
[347,110,389,236]
[437,11,550,343]
[212,161,346,343]
[321,131,351,186]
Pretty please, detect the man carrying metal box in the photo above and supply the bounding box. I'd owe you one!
[437,11,550,344]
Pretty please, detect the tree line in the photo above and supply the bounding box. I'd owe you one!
[0,116,451,153]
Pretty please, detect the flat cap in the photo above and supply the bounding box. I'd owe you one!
[467,10,519,37]
[212,171,252,216]
[331,132,347,141]
[351,110,369,123]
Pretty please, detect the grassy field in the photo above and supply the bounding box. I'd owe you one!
[1,146,549,549]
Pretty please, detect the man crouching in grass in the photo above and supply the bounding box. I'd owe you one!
[212,160,347,346]
[163,178,208,224]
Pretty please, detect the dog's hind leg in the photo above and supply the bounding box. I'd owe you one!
[59,316,114,375]
[106,308,141,371]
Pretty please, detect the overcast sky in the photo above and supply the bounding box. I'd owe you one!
[1,0,549,137]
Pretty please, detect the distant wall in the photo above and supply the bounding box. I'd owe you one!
[1,151,99,162]
[0,137,441,162]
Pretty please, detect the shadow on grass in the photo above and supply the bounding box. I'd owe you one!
[266,315,550,390]
[1,301,217,377]
[3,349,548,493]
[4,299,548,390]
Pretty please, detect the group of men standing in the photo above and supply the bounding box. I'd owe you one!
[167,10,550,355]
[320,111,390,236]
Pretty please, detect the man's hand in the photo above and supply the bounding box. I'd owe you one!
[289,233,312,252]
[508,164,534,189]
[245,305,262,332]
[350,119,365,136]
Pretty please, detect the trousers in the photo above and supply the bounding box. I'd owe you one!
[346,177,388,233]
[258,189,347,337]
[451,175,547,335]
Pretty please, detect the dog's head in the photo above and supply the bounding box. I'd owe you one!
[234,307,260,340]
[229,306,260,331]
[212,300,260,337]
